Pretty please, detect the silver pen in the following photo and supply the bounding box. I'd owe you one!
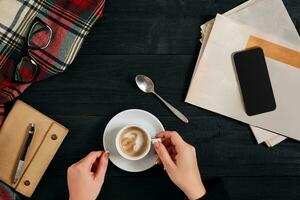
[13,123,35,184]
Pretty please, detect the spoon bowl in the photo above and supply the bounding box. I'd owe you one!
[135,75,155,93]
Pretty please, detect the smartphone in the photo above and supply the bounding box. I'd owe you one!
[233,47,276,116]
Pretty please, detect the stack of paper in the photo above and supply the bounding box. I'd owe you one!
[187,0,300,147]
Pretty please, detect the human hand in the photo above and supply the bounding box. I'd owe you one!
[153,131,206,200]
[67,151,109,200]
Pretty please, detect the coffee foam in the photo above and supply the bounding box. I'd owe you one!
[119,127,148,157]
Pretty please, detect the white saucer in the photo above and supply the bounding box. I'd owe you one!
[103,109,165,172]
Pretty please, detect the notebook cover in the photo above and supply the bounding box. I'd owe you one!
[0,100,68,197]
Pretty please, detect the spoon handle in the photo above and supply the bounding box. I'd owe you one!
[153,92,189,123]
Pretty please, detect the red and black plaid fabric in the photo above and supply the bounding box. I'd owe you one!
[0,0,105,124]
[0,181,20,200]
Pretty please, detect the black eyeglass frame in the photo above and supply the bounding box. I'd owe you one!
[13,18,53,83]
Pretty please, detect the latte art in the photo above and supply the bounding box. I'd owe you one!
[119,127,149,157]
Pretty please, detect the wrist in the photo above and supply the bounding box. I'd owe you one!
[183,182,206,200]
[69,196,83,200]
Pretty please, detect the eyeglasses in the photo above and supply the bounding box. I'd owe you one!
[14,19,53,83]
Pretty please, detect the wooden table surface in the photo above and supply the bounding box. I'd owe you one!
[18,0,300,199]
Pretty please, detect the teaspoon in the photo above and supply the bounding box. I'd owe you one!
[135,75,189,123]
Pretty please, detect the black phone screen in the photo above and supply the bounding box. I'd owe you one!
[233,47,276,116]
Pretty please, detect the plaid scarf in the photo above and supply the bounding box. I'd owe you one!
[0,182,20,200]
[0,0,105,124]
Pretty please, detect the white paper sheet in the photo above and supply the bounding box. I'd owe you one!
[250,126,286,144]
[193,0,299,145]
[186,14,300,141]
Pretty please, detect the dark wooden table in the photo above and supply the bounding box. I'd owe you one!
[18,0,300,199]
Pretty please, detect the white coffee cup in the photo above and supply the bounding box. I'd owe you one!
[116,125,156,161]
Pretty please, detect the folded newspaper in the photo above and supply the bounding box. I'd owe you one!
[187,0,300,147]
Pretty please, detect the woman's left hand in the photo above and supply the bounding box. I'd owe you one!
[67,151,109,200]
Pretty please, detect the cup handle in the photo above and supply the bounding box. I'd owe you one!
[151,138,162,144]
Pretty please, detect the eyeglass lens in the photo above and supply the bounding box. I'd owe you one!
[28,21,52,49]
[15,57,38,82]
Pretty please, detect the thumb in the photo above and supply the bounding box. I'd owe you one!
[95,151,109,182]
[153,142,176,171]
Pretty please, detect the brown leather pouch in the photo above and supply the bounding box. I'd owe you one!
[0,100,68,197]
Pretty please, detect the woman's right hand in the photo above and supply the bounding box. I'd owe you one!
[153,131,206,200]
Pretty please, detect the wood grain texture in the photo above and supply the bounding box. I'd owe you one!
[223,177,300,200]
[15,0,300,199]
[20,55,300,178]
[78,0,300,55]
